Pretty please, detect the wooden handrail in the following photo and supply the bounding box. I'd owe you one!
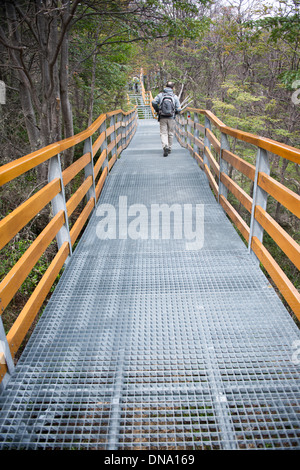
[0,114,107,187]
[186,107,300,163]
[0,104,138,382]
[175,106,300,319]
[0,178,61,251]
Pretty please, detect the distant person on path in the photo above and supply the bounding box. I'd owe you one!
[152,82,181,157]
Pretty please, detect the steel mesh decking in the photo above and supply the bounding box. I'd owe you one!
[0,120,299,450]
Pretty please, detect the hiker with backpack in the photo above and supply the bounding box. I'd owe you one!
[152,82,181,157]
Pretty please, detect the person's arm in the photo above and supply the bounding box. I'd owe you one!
[174,95,182,114]
[152,93,161,113]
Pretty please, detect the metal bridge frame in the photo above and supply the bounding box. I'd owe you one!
[0,77,299,449]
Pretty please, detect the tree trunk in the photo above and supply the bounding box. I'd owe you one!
[60,2,74,170]
[88,49,97,127]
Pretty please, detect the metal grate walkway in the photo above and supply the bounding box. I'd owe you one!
[128,93,153,119]
[0,120,299,450]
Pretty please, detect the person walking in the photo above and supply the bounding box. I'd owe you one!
[152,82,181,157]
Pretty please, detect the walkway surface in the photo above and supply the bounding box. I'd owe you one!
[0,120,299,450]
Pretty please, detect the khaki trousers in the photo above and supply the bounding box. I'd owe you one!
[159,117,175,148]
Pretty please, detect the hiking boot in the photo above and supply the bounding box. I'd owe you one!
[163,147,168,157]
[167,147,171,154]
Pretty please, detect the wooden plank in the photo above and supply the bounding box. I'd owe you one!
[255,205,300,271]
[186,108,300,163]
[96,167,108,201]
[194,136,204,150]
[187,131,195,143]
[92,132,106,156]
[0,113,107,186]
[7,241,70,357]
[117,145,123,157]
[222,149,256,181]
[203,110,225,130]
[0,178,61,251]
[195,122,205,134]
[219,194,250,242]
[206,128,221,153]
[194,152,204,169]
[204,146,220,177]
[224,128,300,164]
[0,210,65,314]
[62,152,91,186]
[106,109,122,118]
[70,197,95,246]
[108,154,117,171]
[220,172,253,213]
[66,175,93,218]
[123,108,137,116]
[0,107,136,188]
[0,145,62,188]
[251,236,300,320]
[94,149,107,179]
[107,139,116,156]
[106,125,115,138]
[204,163,218,197]
[258,172,300,218]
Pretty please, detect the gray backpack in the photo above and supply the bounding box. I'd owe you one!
[159,93,175,117]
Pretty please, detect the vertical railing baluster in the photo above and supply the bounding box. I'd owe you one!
[121,112,125,152]
[248,147,270,263]
[193,112,200,159]
[100,118,108,174]
[186,111,191,152]
[83,136,96,206]
[48,153,72,260]
[184,111,188,148]
[116,112,122,158]
[0,317,15,391]
[218,133,230,203]
[110,113,116,165]
[203,115,211,169]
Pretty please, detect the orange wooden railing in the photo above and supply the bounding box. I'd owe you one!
[140,69,157,119]
[175,107,300,320]
[0,105,137,384]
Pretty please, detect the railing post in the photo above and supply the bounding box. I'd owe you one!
[193,112,200,158]
[100,119,109,173]
[186,111,191,151]
[124,112,129,148]
[218,133,230,202]
[248,147,270,263]
[116,112,122,157]
[119,113,123,151]
[48,154,72,260]
[184,111,189,148]
[110,113,116,162]
[83,136,97,205]
[204,116,211,168]
[0,316,15,391]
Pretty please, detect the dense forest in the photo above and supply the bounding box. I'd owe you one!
[0,0,299,346]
